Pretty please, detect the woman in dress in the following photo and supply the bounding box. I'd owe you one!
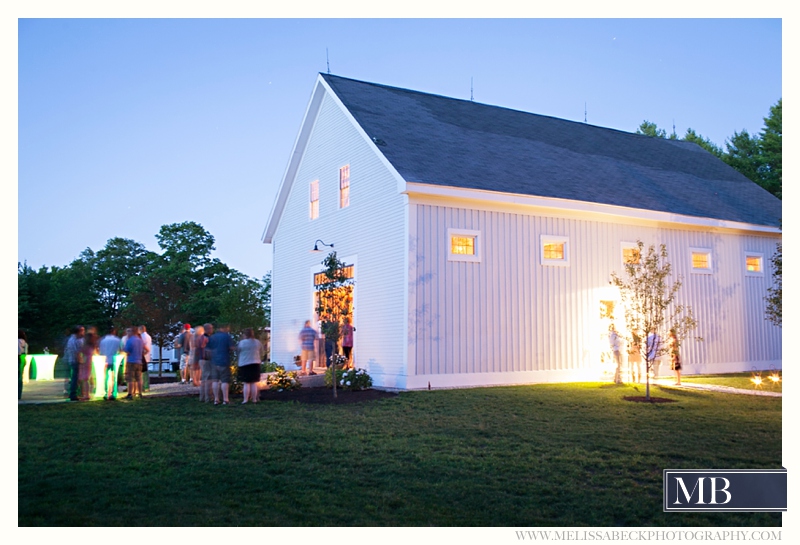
[79,327,99,400]
[669,330,682,386]
[341,317,355,368]
[190,325,206,391]
[236,328,263,404]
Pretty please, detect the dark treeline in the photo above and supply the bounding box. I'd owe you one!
[18,221,271,357]
[637,99,782,199]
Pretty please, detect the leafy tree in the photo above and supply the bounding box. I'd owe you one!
[723,130,762,185]
[682,128,723,157]
[765,243,781,327]
[314,252,354,398]
[92,237,154,323]
[610,241,701,401]
[216,271,270,334]
[758,99,782,199]
[636,121,666,139]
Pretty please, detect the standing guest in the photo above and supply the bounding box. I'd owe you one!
[299,320,318,376]
[139,325,152,392]
[608,324,623,384]
[174,324,192,384]
[190,324,207,392]
[669,330,682,386]
[341,317,356,368]
[124,327,144,399]
[18,330,28,400]
[99,327,121,400]
[79,327,99,401]
[199,324,214,402]
[628,332,643,384]
[237,328,263,404]
[207,324,234,405]
[646,329,662,379]
[64,325,85,402]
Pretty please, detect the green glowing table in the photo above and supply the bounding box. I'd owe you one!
[92,354,126,399]
[22,354,59,382]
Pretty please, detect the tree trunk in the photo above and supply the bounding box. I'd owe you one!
[645,359,651,401]
[158,343,163,377]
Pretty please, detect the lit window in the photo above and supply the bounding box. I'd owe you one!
[309,180,319,220]
[622,244,641,265]
[447,229,481,262]
[745,254,764,275]
[339,165,350,209]
[541,235,569,266]
[451,236,475,255]
[690,249,712,273]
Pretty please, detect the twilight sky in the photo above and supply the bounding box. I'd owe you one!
[17,18,782,280]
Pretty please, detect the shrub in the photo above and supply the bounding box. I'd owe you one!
[324,367,373,391]
[261,361,284,373]
[265,368,301,392]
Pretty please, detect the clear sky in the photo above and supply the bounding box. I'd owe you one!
[17,18,782,280]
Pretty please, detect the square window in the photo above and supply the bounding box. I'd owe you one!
[621,243,641,266]
[447,229,481,262]
[309,181,319,220]
[541,235,569,266]
[745,253,764,276]
[690,248,712,273]
[339,165,350,209]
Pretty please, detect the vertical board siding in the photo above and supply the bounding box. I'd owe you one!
[271,93,407,387]
[412,203,781,378]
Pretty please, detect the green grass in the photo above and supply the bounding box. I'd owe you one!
[683,372,783,393]
[18,383,781,527]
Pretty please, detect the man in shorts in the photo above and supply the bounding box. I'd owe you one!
[123,327,144,399]
[299,320,318,376]
[174,324,192,384]
[207,324,234,405]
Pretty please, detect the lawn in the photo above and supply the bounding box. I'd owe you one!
[18,383,781,527]
[682,372,783,393]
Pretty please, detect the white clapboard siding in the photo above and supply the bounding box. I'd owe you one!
[408,201,781,388]
[271,91,408,388]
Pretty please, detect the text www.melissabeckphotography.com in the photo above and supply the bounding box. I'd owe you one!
[515,530,782,541]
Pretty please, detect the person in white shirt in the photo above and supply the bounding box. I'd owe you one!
[99,327,121,400]
[236,328,264,404]
[139,325,152,392]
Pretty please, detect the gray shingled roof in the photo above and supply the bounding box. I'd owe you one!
[322,74,781,228]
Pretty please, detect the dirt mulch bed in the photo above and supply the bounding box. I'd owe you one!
[623,396,676,403]
[258,387,398,404]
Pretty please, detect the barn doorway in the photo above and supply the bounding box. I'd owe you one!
[314,264,355,368]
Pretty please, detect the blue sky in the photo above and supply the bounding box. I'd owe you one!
[17,18,782,280]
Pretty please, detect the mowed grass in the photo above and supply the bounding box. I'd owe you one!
[682,372,783,393]
[18,383,781,527]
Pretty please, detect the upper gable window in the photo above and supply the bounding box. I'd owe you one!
[621,242,641,266]
[339,165,350,209]
[745,253,764,276]
[447,229,481,263]
[309,180,319,220]
[541,235,569,266]
[690,248,712,273]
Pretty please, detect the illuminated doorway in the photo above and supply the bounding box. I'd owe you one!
[313,264,355,367]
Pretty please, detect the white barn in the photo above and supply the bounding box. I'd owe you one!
[263,74,782,390]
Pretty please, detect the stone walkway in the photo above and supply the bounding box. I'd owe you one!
[652,378,782,397]
[18,371,326,405]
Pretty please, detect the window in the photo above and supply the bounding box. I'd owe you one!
[309,180,319,220]
[447,229,481,262]
[339,165,350,209]
[745,253,764,276]
[541,235,569,266]
[690,248,712,273]
[621,242,641,266]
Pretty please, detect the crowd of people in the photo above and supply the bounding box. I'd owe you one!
[25,322,267,405]
[173,323,264,404]
[607,325,682,385]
